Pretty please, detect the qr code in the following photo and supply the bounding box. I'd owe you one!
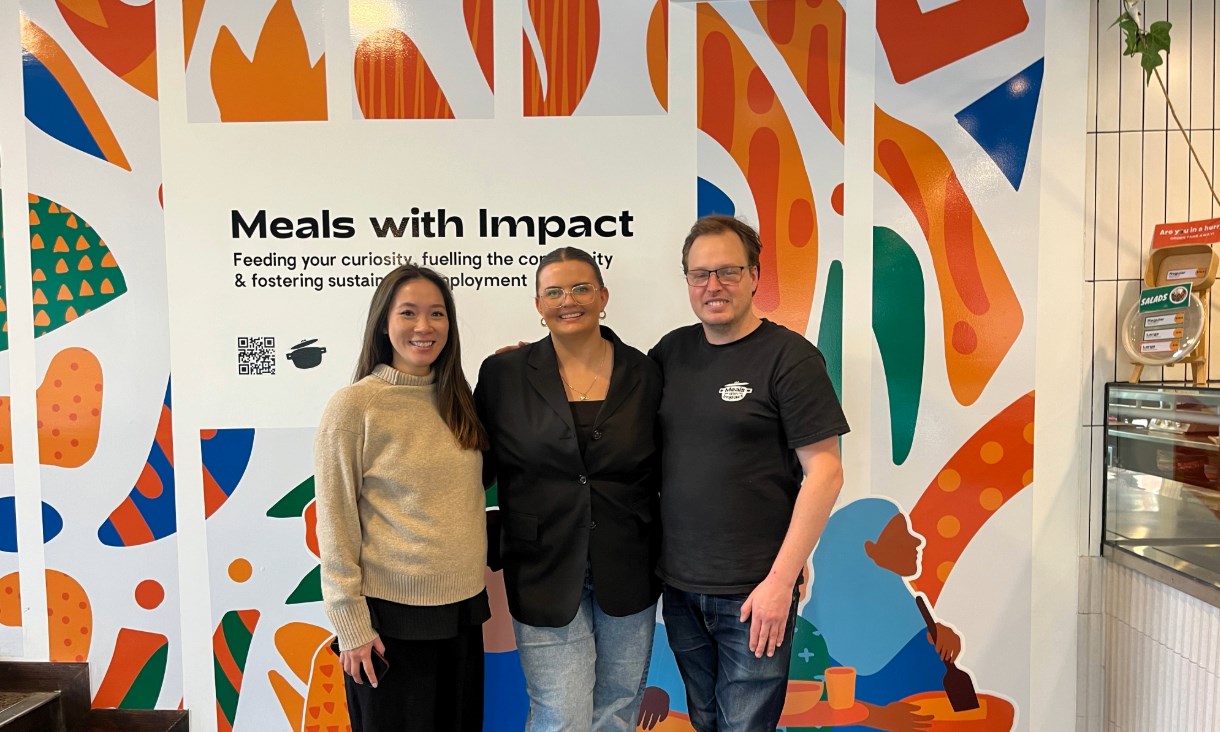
[237,336,276,375]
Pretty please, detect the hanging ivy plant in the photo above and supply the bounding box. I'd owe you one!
[1113,11,1172,83]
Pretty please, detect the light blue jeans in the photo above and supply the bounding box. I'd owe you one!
[513,570,656,731]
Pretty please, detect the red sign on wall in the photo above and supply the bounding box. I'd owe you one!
[1151,217,1220,249]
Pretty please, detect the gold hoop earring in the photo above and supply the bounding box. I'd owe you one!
[600,311,607,320]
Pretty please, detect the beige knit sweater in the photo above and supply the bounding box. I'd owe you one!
[315,364,486,651]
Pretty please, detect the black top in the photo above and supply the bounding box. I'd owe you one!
[368,590,491,642]
[649,319,849,593]
[476,326,663,627]
[570,400,603,455]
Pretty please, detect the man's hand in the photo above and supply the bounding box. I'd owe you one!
[340,636,386,687]
[739,575,792,658]
[928,622,961,662]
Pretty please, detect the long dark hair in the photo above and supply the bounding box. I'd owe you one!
[353,264,488,451]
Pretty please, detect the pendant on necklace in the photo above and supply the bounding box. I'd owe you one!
[579,394,588,401]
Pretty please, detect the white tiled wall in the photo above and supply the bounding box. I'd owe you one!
[1085,1,1220,730]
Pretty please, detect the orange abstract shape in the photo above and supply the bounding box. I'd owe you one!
[698,6,819,334]
[464,0,494,92]
[270,623,350,732]
[877,0,1029,84]
[523,0,599,116]
[353,29,454,120]
[210,0,327,122]
[184,0,206,65]
[646,0,668,110]
[752,0,845,139]
[900,691,1016,730]
[756,1,1021,400]
[134,579,165,610]
[910,392,1034,604]
[45,569,92,662]
[92,628,167,707]
[36,347,103,468]
[57,0,158,98]
[21,18,131,170]
[303,502,320,558]
[0,572,20,627]
[875,109,1023,405]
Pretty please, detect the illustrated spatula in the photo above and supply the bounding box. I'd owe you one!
[916,594,980,712]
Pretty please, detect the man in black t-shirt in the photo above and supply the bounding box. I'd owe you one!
[650,215,848,731]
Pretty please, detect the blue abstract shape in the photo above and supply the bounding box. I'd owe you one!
[202,429,256,502]
[955,58,1044,190]
[484,651,529,731]
[98,382,177,546]
[1,497,64,552]
[22,53,105,161]
[697,177,736,218]
[644,623,687,714]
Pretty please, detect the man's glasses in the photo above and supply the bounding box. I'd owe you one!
[539,284,600,307]
[684,266,748,287]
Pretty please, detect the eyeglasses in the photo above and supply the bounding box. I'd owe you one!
[539,284,600,307]
[684,266,749,286]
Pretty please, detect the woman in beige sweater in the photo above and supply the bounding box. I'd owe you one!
[315,264,489,732]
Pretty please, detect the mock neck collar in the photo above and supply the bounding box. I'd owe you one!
[373,363,436,386]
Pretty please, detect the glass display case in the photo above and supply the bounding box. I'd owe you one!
[1103,383,1220,594]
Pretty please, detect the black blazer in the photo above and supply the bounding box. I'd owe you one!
[475,326,662,627]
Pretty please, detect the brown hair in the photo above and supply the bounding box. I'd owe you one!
[534,246,605,291]
[681,215,762,272]
[353,264,489,451]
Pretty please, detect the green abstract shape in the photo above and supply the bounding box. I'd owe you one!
[486,481,498,508]
[29,193,127,338]
[118,643,168,709]
[816,260,843,400]
[214,610,258,726]
[214,655,239,725]
[286,564,322,604]
[786,615,832,732]
[872,227,925,465]
[267,476,315,518]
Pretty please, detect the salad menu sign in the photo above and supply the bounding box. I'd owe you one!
[1137,283,1192,354]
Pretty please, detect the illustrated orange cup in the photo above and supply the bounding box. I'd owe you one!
[825,666,857,710]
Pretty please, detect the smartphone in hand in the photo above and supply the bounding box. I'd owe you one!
[330,637,391,683]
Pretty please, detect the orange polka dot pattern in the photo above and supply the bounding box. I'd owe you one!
[910,391,1034,604]
[35,347,103,468]
[45,569,92,662]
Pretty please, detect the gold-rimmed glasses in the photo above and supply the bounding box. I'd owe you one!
[539,283,600,308]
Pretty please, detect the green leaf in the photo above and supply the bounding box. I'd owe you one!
[286,565,322,604]
[266,476,315,518]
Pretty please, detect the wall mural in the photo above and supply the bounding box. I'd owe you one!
[1,1,1045,730]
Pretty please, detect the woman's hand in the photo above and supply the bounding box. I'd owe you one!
[637,686,670,730]
[863,701,933,731]
[928,622,962,662]
[340,636,386,687]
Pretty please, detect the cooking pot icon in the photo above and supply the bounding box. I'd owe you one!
[286,339,326,369]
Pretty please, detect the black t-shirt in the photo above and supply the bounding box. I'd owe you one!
[649,319,849,593]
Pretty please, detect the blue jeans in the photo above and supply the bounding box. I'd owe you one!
[661,584,798,732]
[513,572,656,731]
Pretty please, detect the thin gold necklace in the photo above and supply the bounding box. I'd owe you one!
[559,339,608,401]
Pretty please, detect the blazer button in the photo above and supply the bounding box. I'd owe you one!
[578,475,588,485]
[590,521,598,530]
[592,430,603,440]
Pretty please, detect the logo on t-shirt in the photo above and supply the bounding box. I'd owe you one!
[718,381,753,402]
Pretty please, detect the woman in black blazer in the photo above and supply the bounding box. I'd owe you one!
[475,247,661,732]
